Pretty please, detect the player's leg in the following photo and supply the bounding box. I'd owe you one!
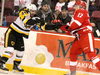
[0,28,15,72]
[87,52,100,70]
[13,36,24,73]
[64,38,83,75]
[81,33,100,70]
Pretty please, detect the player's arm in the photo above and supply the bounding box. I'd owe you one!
[40,22,61,31]
[19,10,38,25]
[67,10,86,31]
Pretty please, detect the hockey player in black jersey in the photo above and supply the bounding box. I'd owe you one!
[0,4,52,73]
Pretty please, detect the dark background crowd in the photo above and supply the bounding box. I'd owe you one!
[0,0,100,38]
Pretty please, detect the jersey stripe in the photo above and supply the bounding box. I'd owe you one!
[22,16,25,21]
[13,22,30,32]
[5,28,12,47]
[70,19,82,27]
[10,24,29,36]
[73,19,82,26]
[24,19,29,24]
[70,61,77,66]
[88,33,94,52]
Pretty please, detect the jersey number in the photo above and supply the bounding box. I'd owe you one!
[77,13,83,18]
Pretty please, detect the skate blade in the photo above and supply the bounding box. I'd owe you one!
[13,70,24,74]
[0,69,9,74]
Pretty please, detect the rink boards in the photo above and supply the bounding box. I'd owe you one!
[0,27,100,75]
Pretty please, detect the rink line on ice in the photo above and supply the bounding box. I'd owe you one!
[6,64,99,75]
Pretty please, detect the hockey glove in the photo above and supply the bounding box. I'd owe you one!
[51,20,62,24]
[53,22,62,30]
[36,18,45,26]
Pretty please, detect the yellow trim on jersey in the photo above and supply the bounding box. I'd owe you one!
[37,23,40,28]
[5,28,12,47]
[24,19,29,24]
[19,10,29,20]
[15,58,22,61]
[42,23,47,30]
[2,54,10,58]
[10,25,29,35]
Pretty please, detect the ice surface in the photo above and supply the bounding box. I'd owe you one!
[0,72,38,75]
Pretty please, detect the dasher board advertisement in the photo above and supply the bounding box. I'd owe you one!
[36,32,100,74]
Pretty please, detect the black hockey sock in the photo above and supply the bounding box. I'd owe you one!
[14,60,21,66]
[0,57,9,64]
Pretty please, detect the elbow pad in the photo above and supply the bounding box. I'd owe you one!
[26,19,37,25]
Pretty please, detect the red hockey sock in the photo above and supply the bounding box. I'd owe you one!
[70,66,76,72]
[87,52,100,70]
[70,61,77,72]
[95,61,100,70]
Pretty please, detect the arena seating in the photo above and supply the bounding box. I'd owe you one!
[0,1,14,16]
[5,16,18,26]
[91,11,100,19]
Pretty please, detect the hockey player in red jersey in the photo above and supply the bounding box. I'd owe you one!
[39,1,100,75]
[62,1,100,75]
[38,1,100,75]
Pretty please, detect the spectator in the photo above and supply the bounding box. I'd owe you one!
[54,8,61,20]
[51,0,59,12]
[89,1,97,16]
[37,0,51,10]
[32,0,39,7]
[67,0,76,8]
[56,6,71,33]
[13,0,34,16]
[55,0,66,12]
[37,1,55,25]
[54,0,69,19]
[67,0,80,17]
[67,0,81,8]
[91,23,100,38]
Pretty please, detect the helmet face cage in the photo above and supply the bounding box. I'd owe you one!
[74,1,86,9]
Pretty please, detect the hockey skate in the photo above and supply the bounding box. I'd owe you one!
[0,63,9,74]
[13,61,24,74]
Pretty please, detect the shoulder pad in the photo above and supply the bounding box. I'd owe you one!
[19,7,29,13]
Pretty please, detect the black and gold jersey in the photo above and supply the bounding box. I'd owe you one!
[10,7,40,38]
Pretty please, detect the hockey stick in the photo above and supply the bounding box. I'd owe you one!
[65,41,73,46]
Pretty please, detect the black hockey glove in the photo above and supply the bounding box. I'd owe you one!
[53,22,61,30]
[36,18,45,26]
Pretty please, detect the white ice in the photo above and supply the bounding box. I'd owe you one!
[0,72,39,75]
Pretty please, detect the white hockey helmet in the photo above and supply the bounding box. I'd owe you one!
[27,4,37,11]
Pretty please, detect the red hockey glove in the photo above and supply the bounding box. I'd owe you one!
[51,20,62,24]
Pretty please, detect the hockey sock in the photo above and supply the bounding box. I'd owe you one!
[0,57,9,64]
[70,53,77,72]
[87,52,100,70]
[70,61,77,72]
[15,51,24,62]
[14,60,21,66]
[1,47,14,64]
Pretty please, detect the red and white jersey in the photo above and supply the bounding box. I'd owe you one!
[14,0,31,8]
[55,2,65,11]
[69,8,92,34]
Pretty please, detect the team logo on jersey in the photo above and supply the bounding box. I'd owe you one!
[22,12,26,15]
[11,41,15,46]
